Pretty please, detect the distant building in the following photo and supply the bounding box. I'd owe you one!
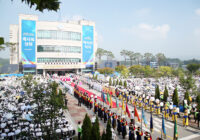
[97,60,118,69]
[150,62,158,68]
[9,14,97,75]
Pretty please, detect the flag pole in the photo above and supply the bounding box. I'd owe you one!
[141,105,143,133]
[161,115,163,139]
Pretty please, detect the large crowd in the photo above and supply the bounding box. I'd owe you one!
[0,76,75,140]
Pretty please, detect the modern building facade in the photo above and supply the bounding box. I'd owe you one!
[10,14,97,75]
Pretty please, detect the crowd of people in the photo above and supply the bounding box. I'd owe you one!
[79,75,200,128]
[0,76,75,140]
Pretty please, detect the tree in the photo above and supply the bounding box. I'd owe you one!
[124,80,127,88]
[82,114,92,140]
[172,88,179,106]
[134,52,143,65]
[144,53,153,65]
[97,68,114,75]
[121,67,129,78]
[156,53,166,66]
[196,94,200,110]
[105,51,114,60]
[120,50,129,66]
[129,65,145,77]
[155,85,160,100]
[112,80,116,86]
[119,80,123,86]
[116,79,119,85]
[126,50,135,66]
[186,63,200,74]
[144,65,153,77]
[96,48,106,62]
[179,74,196,94]
[115,65,126,73]
[105,119,112,140]
[109,77,112,86]
[184,91,190,105]
[91,116,101,140]
[158,66,172,77]
[163,86,169,102]
[15,0,60,12]
[0,37,5,51]
[101,131,106,140]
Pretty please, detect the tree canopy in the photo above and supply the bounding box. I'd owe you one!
[16,0,60,12]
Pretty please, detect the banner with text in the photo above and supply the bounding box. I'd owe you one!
[21,20,36,67]
[82,25,94,68]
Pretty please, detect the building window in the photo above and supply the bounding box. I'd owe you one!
[37,30,81,41]
[37,58,81,63]
[37,45,81,53]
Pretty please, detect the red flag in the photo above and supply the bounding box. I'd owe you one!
[126,103,131,118]
[134,106,141,122]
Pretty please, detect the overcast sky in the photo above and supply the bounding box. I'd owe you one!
[0,0,200,60]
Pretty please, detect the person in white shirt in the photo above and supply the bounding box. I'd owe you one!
[91,115,96,125]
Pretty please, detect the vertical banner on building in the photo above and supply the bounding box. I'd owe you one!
[21,20,36,67]
[82,25,94,68]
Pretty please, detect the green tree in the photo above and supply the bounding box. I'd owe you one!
[186,63,200,74]
[95,74,98,80]
[115,65,126,73]
[119,80,123,86]
[144,52,153,65]
[109,78,112,86]
[121,67,129,78]
[129,65,145,77]
[163,86,169,102]
[180,74,196,95]
[106,119,112,140]
[172,88,179,106]
[101,131,106,140]
[184,91,190,105]
[112,80,116,86]
[124,80,127,88]
[126,50,135,66]
[158,66,172,77]
[134,52,143,65]
[16,0,60,12]
[82,114,92,140]
[196,94,200,110]
[120,50,129,66]
[97,67,114,75]
[116,79,119,85]
[144,65,153,77]
[91,116,101,140]
[155,85,160,100]
[96,48,106,62]
[156,53,166,66]
[105,51,115,60]
[0,37,5,51]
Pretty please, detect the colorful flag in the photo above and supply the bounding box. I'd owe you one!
[102,92,107,103]
[162,115,166,139]
[142,108,147,126]
[116,98,119,108]
[134,106,141,122]
[110,95,113,108]
[107,93,110,105]
[126,103,131,118]
[122,100,125,111]
[173,117,178,140]
[150,112,153,133]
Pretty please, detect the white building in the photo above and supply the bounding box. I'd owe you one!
[9,14,97,75]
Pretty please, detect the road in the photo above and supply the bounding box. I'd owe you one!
[80,83,200,140]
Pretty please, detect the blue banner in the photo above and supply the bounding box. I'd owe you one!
[21,20,36,67]
[82,25,94,68]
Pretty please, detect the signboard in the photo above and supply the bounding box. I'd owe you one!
[21,20,36,67]
[82,25,94,68]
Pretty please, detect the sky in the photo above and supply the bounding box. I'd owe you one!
[0,0,200,60]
